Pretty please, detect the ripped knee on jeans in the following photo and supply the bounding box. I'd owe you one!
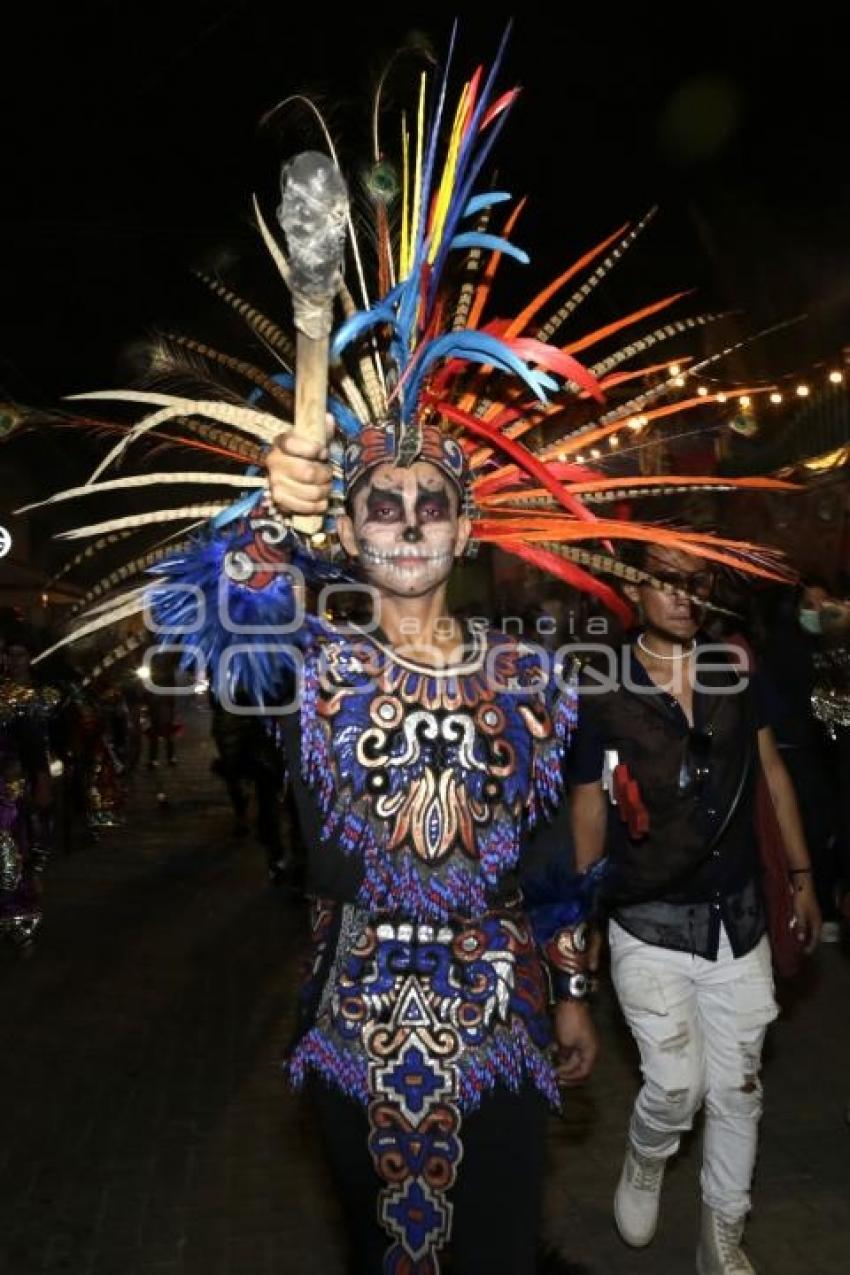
[740,1044,764,1094]
[645,1078,702,1120]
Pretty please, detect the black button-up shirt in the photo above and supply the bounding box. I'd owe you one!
[570,641,775,960]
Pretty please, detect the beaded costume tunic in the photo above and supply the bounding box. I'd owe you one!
[284,624,580,1082]
[274,620,588,1271]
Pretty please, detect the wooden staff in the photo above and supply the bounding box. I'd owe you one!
[277,152,349,537]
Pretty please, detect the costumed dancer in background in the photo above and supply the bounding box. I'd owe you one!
[0,620,58,945]
[28,27,799,1271]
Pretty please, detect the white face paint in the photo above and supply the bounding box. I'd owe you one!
[343,461,468,599]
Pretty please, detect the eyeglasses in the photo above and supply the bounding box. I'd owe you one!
[679,728,712,794]
[644,567,715,599]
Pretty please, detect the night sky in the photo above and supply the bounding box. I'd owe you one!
[3,2,850,412]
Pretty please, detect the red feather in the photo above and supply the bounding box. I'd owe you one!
[481,87,521,131]
[463,67,484,133]
[506,338,605,403]
[436,401,596,525]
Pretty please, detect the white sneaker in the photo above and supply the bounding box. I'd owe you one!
[613,1143,665,1247]
[696,1204,755,1274]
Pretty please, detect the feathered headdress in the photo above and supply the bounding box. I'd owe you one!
[25,25,795,675]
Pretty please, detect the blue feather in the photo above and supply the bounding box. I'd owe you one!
[428,103,517,309]
[462,191,512,218]
[212,489,264,530]
[148,528,352,704]
[448,232,529,264]
[331,300,404,361]
[403,331,558,419]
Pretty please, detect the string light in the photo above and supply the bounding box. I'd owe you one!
[609,434,619,448]
[669,363,680,377]
[673,376,686,388]
[590,448,601,460]
[698,358,846,411]
[576,453,586,463]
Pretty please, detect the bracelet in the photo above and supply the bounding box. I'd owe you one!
[551,970,596,1001]
[544,922,595,1002]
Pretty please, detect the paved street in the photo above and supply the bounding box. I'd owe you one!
[1,701,848,1274]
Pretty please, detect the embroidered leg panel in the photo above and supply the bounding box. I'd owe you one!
[365,976,464,1274]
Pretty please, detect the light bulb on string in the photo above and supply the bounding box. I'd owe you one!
[770,392,783,404]
[796,384,810,397]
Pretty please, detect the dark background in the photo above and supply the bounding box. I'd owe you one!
[2,2,849,410]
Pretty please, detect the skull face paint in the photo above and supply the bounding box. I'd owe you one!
[338,460,470,598]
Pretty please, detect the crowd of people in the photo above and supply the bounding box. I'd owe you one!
[0,610,306,947]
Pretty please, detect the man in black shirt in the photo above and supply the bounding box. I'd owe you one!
[570,545,820,1275]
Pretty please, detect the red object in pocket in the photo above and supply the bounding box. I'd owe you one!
[613,763,650,839]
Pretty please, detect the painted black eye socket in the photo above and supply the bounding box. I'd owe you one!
[419,502,448,520]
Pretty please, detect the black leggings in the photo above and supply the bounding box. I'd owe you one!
[311,1080,548,1275]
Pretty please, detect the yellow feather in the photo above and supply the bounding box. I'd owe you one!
[400,114,410,279]
[427,80,470,264]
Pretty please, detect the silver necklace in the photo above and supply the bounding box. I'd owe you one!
[636,633,696,662]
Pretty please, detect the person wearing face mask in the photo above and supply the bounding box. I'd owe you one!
[801,579,850,939]
[754,581,843,939]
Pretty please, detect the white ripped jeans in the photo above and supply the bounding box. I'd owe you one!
[609,920,779,1221]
